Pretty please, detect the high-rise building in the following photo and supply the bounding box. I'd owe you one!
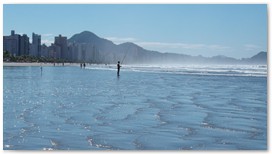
[41,44,49,57]
[20,34,30,56]
[54,35,68,60]
[3,30,21,56]
[68,42,84,62]
[30,33,41,57]
[48,43,61,59]
[68,43,75,61]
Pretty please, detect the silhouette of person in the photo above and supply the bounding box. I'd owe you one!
[117,61,121,76]
[83,63,86,68]
[40,64,43,76]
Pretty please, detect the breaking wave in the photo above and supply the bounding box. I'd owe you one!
[86,64,267,77]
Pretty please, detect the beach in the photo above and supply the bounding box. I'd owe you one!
[3,64,267,150]
[3,62,78,67]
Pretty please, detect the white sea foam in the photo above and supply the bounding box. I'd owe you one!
[86,64,267,77]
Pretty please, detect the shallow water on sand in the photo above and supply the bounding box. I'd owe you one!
[3,65,267,150]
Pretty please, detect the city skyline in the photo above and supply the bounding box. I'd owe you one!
[3,30,266,65]
[3,4,267,58]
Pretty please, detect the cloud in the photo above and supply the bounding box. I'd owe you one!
[244,44,261,51]
[105,37,138,44]
[105,36,230,51]
[137,41,229,51]
[41,39,54,45]
[41,34,55,45]
[137,42,205,49]
[207,44,230,50]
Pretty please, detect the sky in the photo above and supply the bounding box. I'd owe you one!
[3,4,267,59]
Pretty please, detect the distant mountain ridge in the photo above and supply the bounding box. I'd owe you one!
[245,51,267,64]
[68,31,267,65]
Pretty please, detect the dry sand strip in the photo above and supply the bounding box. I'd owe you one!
[3,62,79,67]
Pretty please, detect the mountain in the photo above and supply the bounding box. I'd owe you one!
[68,31,164,64]
[68,31,119,63]
[246,51,267,64]
[67,31,267,65]
[209,55,239,64]
[69,31,100,43]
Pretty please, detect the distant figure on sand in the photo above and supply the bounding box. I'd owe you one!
[117,61,121,76]
[83,63,86,68]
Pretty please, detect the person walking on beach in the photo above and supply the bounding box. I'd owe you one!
[117,61,121,76]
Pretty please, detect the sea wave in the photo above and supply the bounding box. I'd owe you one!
[86,64,267,77]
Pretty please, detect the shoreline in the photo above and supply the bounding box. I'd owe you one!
[3,62,79,67]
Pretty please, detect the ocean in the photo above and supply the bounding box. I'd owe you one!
[3,64,267,150]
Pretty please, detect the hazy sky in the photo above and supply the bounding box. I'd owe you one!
[3,4,267,58]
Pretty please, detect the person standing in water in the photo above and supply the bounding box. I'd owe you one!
[40,63,43,76]
[117,61,121,76]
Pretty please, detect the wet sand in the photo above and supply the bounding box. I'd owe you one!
[3,65,267,150]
